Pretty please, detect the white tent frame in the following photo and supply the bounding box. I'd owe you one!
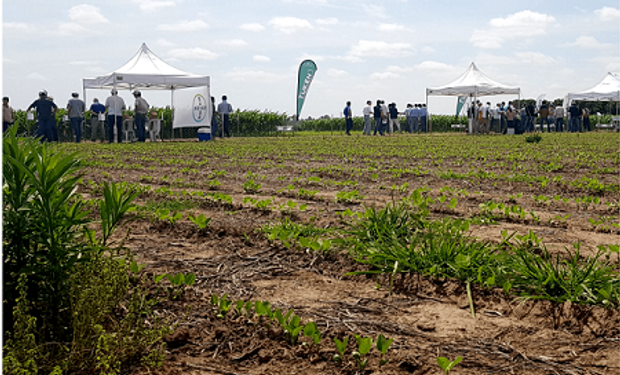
[425,62,521,133]
[82,43,210,137]
[567,72,620,115]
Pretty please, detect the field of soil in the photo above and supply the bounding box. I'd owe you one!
[68,132,619,374]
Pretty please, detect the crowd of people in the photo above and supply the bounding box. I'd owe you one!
[466,100,592,134]
[348,100,429,136]
[3,90,235,143]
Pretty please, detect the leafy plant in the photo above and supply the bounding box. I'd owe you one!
[437,356,463,374]
[352,334,373,371]
[302,321,321,347]
[376,334,394,366]
[335,190,365,204]
[243,179,262,194]
[155,208,183,225]
[188,213,211,230]
[210,294,233,319]
[333,337,349,363]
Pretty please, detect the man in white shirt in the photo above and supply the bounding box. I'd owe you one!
[105,89,126,143]
[480,102,490,134]
[554,105,565,132]
[362,100,372,135]
[491,103,500,133]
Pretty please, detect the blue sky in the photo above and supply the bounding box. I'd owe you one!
[3,1,619,117]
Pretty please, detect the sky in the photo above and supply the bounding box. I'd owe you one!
[3,1,620,118]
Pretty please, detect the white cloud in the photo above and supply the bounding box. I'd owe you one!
[269,17,313,34]
[421,46,435,54]
[157,20,208,32]
[221,39,248,47]
[470,10,556,49]
[362,4,388,19]
[378,23,409,32]
[157,38,175,47]
[564,36,609,49]
[26,72,49,81]
[253,55,271,62]
[370,71,400,80]
[595,6,620,21]
[514,51,557,65]
[166,47,219,60]
[415,61,464,78]
[57,22,85,35]
[68,4,109,24]
[327,68,348,77]
[4,22,35,32]
[239,23,265,32]
[132,0,179,12]
[316,17,338,26]
[349,40,413,58]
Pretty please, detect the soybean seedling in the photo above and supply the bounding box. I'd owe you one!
[352,334,373,371]
[210,293,233,319]
[376,334,394,366]
[188,213,211,230]
[437,356,463,375]
[333,336,349,363]
[302,321,321,348]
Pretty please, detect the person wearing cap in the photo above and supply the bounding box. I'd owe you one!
[89,98,106,142]
[3,97,14,133]
[27,90,57,142]
[105,89,126,143]
[67,92,86,143]
[217,95,233,138]
[133,90,149,142]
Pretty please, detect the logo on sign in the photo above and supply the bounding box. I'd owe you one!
[192,94,208,122]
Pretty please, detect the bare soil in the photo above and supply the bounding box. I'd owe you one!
[75,135,619,375]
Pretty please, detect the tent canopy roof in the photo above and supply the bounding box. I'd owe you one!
[426,62,520,97]
[567,72,620,102]
[83,43,209,90]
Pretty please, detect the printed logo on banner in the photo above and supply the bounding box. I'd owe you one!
[192,94,208,123]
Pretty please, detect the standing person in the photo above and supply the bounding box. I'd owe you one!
[499,101,507,133]
[405,103,414,133]
[525,101,536,133]
[343,101,353,135]
[3,97,15,133]
[506,106,516,132]
[538,101,549,133]
[568,102,581,132]
[133,90,149,142]
[547,105,555,133]
[362,100,372,135]
[582,106,591,132]
[554,104,564,132]
[27,90,57,142]
[420,104,428,132]
[411,104,420,133]
[491,103,500,133]
[217,95,233,138]
[481,102,491,134]
[373,100,383,136]
[105,89,126,143]
[211,96,218,139]
[67,92,85,143]
[388,103,401,133]
[89,98,106,142]
[380,100,389,135]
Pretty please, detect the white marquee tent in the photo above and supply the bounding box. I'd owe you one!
[83,43,210,92]
[567,72,620,103]
[426,62,520,132]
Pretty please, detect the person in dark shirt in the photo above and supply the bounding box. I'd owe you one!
[568,103,581,132]
[27,90,57,142]
[373,100,383,136]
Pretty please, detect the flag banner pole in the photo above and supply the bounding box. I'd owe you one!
[296,60,318,121]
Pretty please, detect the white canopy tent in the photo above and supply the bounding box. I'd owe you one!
[426,62,521,132]
[567,72,620,103]
[83,43,211,134]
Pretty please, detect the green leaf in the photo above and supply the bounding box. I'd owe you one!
[376,334,393,355]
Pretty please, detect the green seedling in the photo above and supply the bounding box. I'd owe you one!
[302,321,321,347]
[437,356,463,375]
[333,337,349,363]
[275,308,304,345]
[376,334,393,366]
[210,294,233,319]
[155,208,183,225]
[352,334,373,371]
[188,213,211,230]
[207,179,221,190]
[243,179,262,193]
[130,260,145,274]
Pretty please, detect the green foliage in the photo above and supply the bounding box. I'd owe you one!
[98,182,139,246]
[333,336,349,363]
[243,179,262,194]
[155,208,183,225]
[335,190,364,204]
[210,294,233,319]
[525,134,542,143]
[352,334,373,371]
[188,213,211,230]
[437,356,463,374]
[376,334,393,366]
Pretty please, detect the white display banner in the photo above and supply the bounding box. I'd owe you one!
[172,86,211,129]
